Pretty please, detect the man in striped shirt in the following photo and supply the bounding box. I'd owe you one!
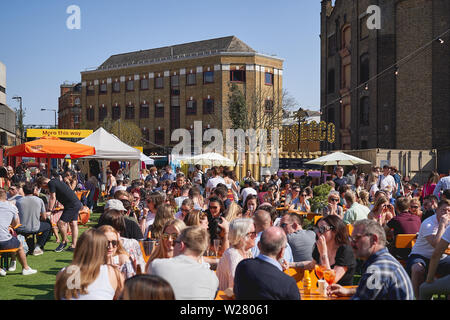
[328,219,414,300]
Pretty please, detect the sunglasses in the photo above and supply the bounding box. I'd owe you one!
[410,206,419,209]
[209,206,219,209]
[162,233,179,240]
[107,240,118,248]
[316,225,334,234]
[330,198,339,202]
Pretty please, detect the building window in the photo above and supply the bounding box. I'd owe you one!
[327,69,335,94]
[171,75,179,87]
[140,104,149,118]
[99,83,107,94]
[186,100,197,115]
[155,129,164,145]
[264,100,274,113]
[140,78,149,90]
[155,76,164,89]
[74,97,81,105]
[112,105,121,120]
[186,73,196,86]
[126,79,134,91]
[230,70,246,82]
[0,85,5,94]
[328,34,337,57]
[360,96,370,126]
[113,81,120,93]
[125,105,135,119]
[203,98,214,114]
[73,115,80,124]
[203,71,214,84]
[265,72,273,85]
[360,53,370,84]
[87,85,95,96]
[155,102,164,118]
[86,106,95,121]
[99,106,107,122]
[171,96,180,107]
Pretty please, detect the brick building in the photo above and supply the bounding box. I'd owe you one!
[80,36,284,154]
[58,82,82,129]
[320,0,450,152]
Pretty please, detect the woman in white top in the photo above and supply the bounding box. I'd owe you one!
[216,218,256,291]
[366,172,379,202]
[54,228,124,300]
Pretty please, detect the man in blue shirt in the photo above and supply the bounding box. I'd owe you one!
[328,219,414,300]
[160,165,176,182]
[333,166,347,189]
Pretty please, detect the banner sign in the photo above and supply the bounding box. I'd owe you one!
[26,129,93,138]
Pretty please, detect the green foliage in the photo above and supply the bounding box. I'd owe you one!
[228,83,248,130]
[310,183,332,213]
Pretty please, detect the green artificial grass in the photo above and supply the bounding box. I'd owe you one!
[0,212,101,300]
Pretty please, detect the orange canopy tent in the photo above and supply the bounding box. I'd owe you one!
[5,136,96,159]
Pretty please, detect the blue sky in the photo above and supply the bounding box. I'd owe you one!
[0,0,321,126]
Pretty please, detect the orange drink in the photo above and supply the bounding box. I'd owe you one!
[315,264,325,280]
[323,269,336,286]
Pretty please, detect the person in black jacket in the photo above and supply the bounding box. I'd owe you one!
[234,226,300,300]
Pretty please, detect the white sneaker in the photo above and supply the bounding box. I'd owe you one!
[8,261,16,272]
[0,268,6,276]
[33,247,44,256]
[22,267,37,275]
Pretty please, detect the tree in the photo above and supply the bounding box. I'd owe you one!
[228,83,249,129]
[97,117,142,146]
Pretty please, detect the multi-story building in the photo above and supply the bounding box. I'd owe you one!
[58,82,82,129]
[80,36,284,154]
[0,61,18,147]
[320,0,450,153]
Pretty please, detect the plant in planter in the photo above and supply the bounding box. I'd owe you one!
[310,183,332,214]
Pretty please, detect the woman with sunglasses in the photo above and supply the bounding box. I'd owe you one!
[289,215,356,286]
[368,195,395,227]
[145,219,187,272]
[322,190,344,219]
[409,198,423,220]
[216,218,256,292]
[288,188,311,214]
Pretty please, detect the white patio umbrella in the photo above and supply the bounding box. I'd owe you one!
[305,152,371,166]
[182,152,235,166]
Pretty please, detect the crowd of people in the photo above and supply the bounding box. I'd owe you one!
[0,160,449,300]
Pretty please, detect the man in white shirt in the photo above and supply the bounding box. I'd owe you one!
[379,165,396,198]
[406,199,450,298]
[148,226,219,300]
[205,167,225,198]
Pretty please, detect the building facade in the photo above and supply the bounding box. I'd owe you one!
[0,61,18,147]
[320,0,450,152]
[80,36,283,154]
[58,82,82,129]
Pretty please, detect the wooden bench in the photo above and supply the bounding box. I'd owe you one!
[0,248,19,270]
[394,234,418,267]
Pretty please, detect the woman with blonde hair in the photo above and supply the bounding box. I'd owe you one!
[409,197,423,220]
[54,228,124,300]
[224,201,243,222]
[358,190,370,208]
[215,218,256,291]
[145,219,186,272]
[185,210,209,229]
[366,172,379,202]
[147,203,175,240]
[367,195,395,227]
[97,225,144,279]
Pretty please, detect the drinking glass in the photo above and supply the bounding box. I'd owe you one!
[213,239,221,258]
[323,269,336,286]
[315,264,326,280]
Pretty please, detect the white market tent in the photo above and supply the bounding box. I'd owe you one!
[77,127,142,180]
[140,152,154,165]
[77,127,141,160]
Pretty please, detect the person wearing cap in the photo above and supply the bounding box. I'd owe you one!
[102,199,143,241]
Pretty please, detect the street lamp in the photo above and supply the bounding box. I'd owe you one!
[41,108,57,128]
[12,96,24,143]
